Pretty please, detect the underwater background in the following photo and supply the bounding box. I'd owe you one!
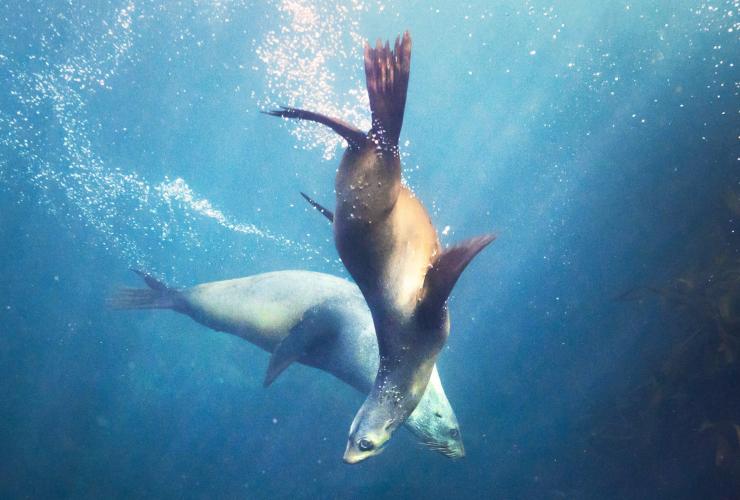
[0,0,738,498]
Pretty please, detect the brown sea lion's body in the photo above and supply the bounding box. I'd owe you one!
[268,32,493,463]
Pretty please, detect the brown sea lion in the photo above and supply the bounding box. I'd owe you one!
[267,32,494,463]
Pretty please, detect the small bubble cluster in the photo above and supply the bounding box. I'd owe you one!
[254,0,375,160]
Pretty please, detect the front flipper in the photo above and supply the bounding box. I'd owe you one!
[263,305,337,387]
[300,192,334,223]
[263,106,367,150]
[418,234,496,326]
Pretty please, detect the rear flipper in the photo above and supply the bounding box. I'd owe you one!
[300,192,334,223]
[107,270,181,311]
[263,106,366,150]
[364,32,412,150]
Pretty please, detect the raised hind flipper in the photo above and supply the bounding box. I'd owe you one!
[364,31,412,150]
[300,192,333,223]
[263,106,366,150]
[107,270,182,311]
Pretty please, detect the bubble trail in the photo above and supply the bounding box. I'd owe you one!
[0,0,323,276]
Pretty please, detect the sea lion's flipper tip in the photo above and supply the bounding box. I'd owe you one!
[364,31,412,147]
[420,234,495,319]
[300,192,334,223]
[264,337,301,386]
[264,307,335,387]
[263,354,292,387]
[129,268,147,279]
[129,269,169,292]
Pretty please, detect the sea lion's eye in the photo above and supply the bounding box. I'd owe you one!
[449,428,460,439]
[358,439,375,451]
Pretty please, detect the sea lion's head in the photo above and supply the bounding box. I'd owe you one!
[405,366,465,459]
[342,398,395,464]
[343,364,464,463]
[408,414,465,459]
[342,394,465,463]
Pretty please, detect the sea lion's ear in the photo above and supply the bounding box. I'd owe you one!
[263,306,335,387]
[418,234,496,326]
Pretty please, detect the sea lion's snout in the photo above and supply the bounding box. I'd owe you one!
[447,440,466,459]
[448,428,466,458]
[342,448,365,465]
[417,431,466,459]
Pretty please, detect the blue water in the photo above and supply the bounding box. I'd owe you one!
[1,0,737,498]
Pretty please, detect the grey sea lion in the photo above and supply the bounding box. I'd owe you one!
[267,32,493,462]
[110,270,465,459]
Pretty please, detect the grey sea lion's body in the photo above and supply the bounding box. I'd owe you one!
[111,270,464,458]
